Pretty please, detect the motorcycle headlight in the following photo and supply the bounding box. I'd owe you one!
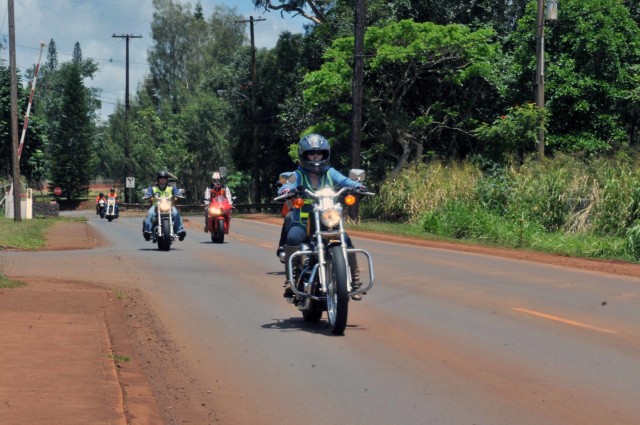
[158,199,171,213]
[209,207,222,215]
[321,208,341,228]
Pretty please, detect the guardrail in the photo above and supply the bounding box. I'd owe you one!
[121,203,282,214]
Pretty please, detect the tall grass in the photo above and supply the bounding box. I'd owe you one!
[367,154,640,262]
[371,162,482,222]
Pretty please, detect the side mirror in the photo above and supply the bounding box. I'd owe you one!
[349,169,366,182]
[279,171,294,185]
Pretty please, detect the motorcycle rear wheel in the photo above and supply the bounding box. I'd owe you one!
[326,245,349,335]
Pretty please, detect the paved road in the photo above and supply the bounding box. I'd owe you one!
[9,212,640,424]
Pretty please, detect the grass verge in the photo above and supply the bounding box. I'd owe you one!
[0,216,85,250]
[0,273,26,288]
[348,219,634,263]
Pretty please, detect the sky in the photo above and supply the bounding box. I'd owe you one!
[1,0,307,121]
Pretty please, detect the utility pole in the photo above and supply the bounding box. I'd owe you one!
[351,0,365,171]
[236,16,265,204]
[349,0,365,221]
[535,0,557,159]
[8,0,21,221]
[112,33,142,203]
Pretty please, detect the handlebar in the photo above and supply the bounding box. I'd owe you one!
[274,186,374,201]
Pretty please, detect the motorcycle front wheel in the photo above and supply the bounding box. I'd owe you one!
[158,219,171,251]
[326,245,349,335]
[216,218,225,243]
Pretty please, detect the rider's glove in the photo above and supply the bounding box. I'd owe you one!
[357,185,367,192]
[280,187,291,195]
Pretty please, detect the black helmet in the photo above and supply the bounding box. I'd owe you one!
[298,134,330,174]
[99,192,104,197]
[156,170,169,180]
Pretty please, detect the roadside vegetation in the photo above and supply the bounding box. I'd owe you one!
[0,216,84,250]
[359,153,640,263]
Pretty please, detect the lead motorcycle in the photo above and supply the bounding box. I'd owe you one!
[142,190,185,251]
[274,170,375,335]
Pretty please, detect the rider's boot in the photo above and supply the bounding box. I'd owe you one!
[277,246,286,263]
[142,221,151,241]
[282,245,298,300]
[349,253,364,301]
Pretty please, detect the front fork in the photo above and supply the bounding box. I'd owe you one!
[155,206,174,239]
[286,211,375,300]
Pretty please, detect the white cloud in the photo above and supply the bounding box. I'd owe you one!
[1,0,306,121]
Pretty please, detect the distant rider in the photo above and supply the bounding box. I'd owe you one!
[95,192,106,216]
[203,172,233,232]
[275,171,294,261]
[142,171,187,241]
[106,187,120,218]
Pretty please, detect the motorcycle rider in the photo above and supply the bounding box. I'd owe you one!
[203,171,234,232]
[106,187,120,218]
[95,192,106,216]
[277,133,367,300]
[276,171,294,260]
[142,171,187,241]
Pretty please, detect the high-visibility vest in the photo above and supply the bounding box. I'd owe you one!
[152,186,174,206]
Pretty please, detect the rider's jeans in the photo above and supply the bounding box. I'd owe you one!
[143,205,184,233]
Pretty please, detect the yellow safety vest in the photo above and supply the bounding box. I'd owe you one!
[152,186,174,206]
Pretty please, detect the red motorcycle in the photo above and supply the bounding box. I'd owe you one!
[207,195,232,243]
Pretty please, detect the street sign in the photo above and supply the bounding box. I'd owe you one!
[53,187,62,196]
[126,177,136,188]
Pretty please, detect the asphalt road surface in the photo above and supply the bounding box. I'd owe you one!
[10,212,640,424]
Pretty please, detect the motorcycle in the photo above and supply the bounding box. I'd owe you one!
[143,191,185,251]
[206,195,233,243]
[274,170,375,335]
[104,198,118,222]
[97,199,106,218]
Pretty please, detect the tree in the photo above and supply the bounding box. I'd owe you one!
[148,0,245,113]
[1,60,47,188]
[48,62,95,200]
[253,0,330,24]
[303,19,501,175]
[149,0,195,112]
[508,0,640,155]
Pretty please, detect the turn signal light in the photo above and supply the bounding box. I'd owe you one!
[344,194,356,206]
[293,198,305,209]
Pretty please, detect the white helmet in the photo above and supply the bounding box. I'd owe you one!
[212,172,222,188]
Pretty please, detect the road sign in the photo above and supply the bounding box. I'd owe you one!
[53,187,62,196]
[126,177,136,188]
